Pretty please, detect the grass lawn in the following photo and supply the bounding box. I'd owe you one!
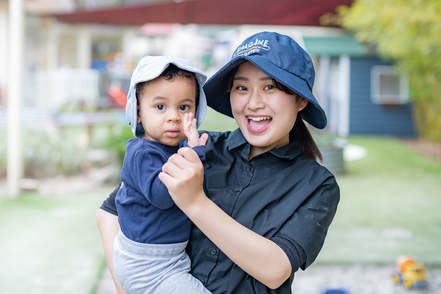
[317,136,441,266]
[1,124,440,293]
[0,188,113,294]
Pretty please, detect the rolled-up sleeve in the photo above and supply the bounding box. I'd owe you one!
[279,174,340,269]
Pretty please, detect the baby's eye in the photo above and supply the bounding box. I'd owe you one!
[179,105,190,111]
[155,104,165,111]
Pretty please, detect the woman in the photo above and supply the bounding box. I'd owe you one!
[97,31,340,294]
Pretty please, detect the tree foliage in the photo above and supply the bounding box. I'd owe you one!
[339,0,441,141]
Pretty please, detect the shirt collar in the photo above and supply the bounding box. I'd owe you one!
[227,128,248,150]
[227,128,303,160]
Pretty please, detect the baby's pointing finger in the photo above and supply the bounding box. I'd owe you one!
[200,133,209,146]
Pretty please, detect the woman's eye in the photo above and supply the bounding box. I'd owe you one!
[179,105,190,111]
[236,86,247,91]
[155,104,165,111]
[264,85,276,90]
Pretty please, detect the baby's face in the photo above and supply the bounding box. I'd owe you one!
[137,75,196,146]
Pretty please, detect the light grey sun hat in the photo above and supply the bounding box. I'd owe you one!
[126,55,208,137]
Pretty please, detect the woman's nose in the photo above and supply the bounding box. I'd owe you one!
[247,90,265,110]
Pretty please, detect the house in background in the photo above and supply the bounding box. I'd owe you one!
[304,35,416,138]
[1,0,416,138]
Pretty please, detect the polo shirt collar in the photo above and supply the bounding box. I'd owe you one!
[227,128,303,160]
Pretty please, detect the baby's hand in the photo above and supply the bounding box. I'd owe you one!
[183,113,208,147]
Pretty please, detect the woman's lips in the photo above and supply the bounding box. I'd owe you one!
[246,116,272,133]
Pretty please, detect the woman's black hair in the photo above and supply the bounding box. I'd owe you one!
[275,81,323,162]
[135,64,200,109]
[228,65,323,162]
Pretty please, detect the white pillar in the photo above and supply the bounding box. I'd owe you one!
[0,9,8,96]
[7,0,25,197]
[46,19,59,108]
[338,55,350,137]
[76,25,91,69]
[315,56,331,116]
[122,27,136,63]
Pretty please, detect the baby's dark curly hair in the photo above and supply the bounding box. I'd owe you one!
[135,64,200,109]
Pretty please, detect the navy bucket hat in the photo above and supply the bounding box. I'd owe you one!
[203,31,327,129]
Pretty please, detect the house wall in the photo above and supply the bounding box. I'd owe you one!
[349,57,416,137]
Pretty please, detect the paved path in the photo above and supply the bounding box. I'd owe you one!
[291,264,441,294]
[96,264,441,294]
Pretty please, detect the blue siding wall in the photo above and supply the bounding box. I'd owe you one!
[349,58,416,137]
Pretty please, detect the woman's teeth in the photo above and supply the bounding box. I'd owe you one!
[248,117,271,121]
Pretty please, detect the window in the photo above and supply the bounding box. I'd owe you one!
[371,66,409,105]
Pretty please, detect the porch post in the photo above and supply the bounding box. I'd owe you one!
[338,55,350,137]
[76,25,91,69]
[7,0,25,197]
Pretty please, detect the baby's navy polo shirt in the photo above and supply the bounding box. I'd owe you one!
[187,129,340,294]
[115,138,205,244]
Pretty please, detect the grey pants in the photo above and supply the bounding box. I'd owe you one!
[114,230,211,294]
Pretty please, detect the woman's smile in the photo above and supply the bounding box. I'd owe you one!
[246,115,272,133]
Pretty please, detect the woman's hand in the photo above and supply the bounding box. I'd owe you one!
[159,147,206,211]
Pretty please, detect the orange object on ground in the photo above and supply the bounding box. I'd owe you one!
[392,255,428,290]
[396,255,416,273]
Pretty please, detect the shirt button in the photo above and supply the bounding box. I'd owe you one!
[244,164,252,171]
[211,249,217,255]
[233,188,240,193]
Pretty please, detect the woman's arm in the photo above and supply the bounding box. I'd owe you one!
[159,148,292,289]
[96,209,127,294]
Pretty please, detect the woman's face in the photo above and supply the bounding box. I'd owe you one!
[230,62,308,159]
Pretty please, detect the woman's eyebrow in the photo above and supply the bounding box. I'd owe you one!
[233,76,273,81]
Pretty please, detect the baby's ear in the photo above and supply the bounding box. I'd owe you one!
[137,105,142,123]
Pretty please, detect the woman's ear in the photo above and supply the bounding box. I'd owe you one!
[297,97,308,112]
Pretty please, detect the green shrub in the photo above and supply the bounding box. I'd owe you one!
[99,124,133,170]
[0,129,87,178]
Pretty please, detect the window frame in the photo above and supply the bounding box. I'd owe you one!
[371,65,409,105]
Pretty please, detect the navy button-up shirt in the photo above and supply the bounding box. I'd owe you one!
[187,129,339,293]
